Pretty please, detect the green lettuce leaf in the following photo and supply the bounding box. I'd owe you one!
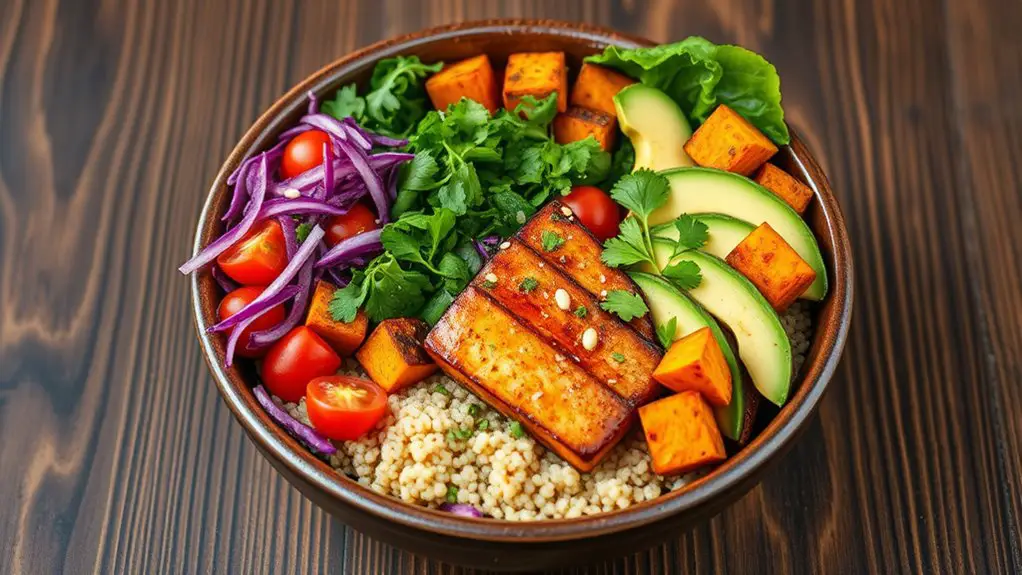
[587,37,789,145]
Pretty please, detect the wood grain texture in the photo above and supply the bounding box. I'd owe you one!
[0,0,1019,573]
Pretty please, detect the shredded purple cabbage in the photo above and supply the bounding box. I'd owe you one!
[278,215,298,259]
[224,285,300,364]
[252,385,337,456]
[315,228,383,269]
[306,90,319,115]
[256,198,347,220]
[472,239,489,261]
[338,138,389,224]
[208,225,325,333]
[211,265,238,293]
[481,235,501,247]
[249,256,314,347]
[439,503,485,518]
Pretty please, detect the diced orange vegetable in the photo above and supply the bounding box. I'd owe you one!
[754,163,814,214]
[726,223,817,311]
[570,63,636,117]
[503,52,568,113]
[639,391,726,476]
[553,106,617,151]
[683,104,778,176]
[355,318,437,393]
[425,54,501,114]
[653,327,732,406]
[305,280,367,356]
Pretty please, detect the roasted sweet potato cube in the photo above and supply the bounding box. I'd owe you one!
[653,327,732,406]
[553,106,617,151]
[356,318,437,393]
[755,163,814,214]
[683,104,778,176]
[516,201,656,342]
[726,223,817,311]
[503,52,568,113]
[570,63,636,117]
[305,280,367,356]
[425,54,501,114]
[639,391,726,476]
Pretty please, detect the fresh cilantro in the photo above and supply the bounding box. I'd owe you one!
[663,259,703,290]
[514,94,559,130]
[295,222,313,243]
[467,404,481,416]
[509,421,525,439]
[329,254,431,323]
[656,317,678,349]
[519,277,539,293]
[602,218,656,268]
[611,352,626,363]
[321,84,365,120]
[609,168,670,219]
[541,230,565,252]
[433,383,450,396]
[446,485,459,503]
[480,279,497,289]
[574,305,588,318]
[447,426,474,442]
[600,290,649,321]
[670,214,709,258]
[476,419,490,431]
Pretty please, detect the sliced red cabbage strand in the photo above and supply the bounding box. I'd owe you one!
[472,238,488,261]
[211,265,238,293]
[300,114,351,144]
[249,255,313,347]
[180,155,269,275]
[307,90,319,115]
[324,266,350,287]
[320,143,333,201]
[209,225,326,332]
[278,215,297,259]
[339,117,372,150]
[252,385,337,456]
[277,124,311,142]
[481,235,501,247]
[256,198,347,220]
[224,285,300,365]
[369,133,408,148]
[315,228,383,269]
[439,503,485,518]
[222,160,250,222]
[338,138,389,224]
[272,152,412,197]
[227,138,288,187]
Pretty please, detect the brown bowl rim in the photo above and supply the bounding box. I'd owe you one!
[189,19,854,543]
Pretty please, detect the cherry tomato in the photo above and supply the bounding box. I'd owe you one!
[216,219,289,286]
[280,130,332,179]
[324,203,379,247]
[305,376,389,440]
[217,286,287,358]
[561,185,622,241]
[261,327,342,403]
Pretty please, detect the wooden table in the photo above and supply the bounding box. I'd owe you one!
[2,0,1019,573]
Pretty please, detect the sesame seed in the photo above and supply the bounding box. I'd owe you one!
[538,262,544,268]
[531,391,544,401]
[599,274,606,284]
[554,289,571,310]
[560,206,573,217]
[282,188,301,199]
[582,328,599,351]
[499,241,511,250]
[607,378,617,384]
[600,290,608,299]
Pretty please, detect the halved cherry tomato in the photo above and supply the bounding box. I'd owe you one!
[561,185,622,241]
[216,219,288,286]
[217,286,286,358]
[280,130,332,179]
[261,326,341,403]
[305,376,388,441]
[324,203,379,247]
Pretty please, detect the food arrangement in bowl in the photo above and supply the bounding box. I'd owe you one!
[183,30,835,525]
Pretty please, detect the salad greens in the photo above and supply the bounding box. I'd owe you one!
[322,56,443,138]
[587,37,789,145]
[329,94,611,323]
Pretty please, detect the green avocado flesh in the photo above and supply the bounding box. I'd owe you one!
[630,272,746,441]
[650,167,828,301]
[652,213,756,260]
[651,240,792,406]
[614,84,694,172]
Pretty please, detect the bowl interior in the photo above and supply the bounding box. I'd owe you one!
[191,20,852,543]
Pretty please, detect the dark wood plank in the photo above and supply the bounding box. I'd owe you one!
[0,0,1019,573]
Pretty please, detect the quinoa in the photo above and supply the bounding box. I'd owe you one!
[282,305,814,521]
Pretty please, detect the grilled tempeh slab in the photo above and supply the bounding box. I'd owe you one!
[424,287,634,471]
[474,240,661,406]
[517,201,656,341]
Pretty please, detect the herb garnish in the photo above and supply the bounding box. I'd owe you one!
[541,230,566,252]
[611,352,626,363]
[509,421,525,439]
[656,318,678,349]
[573,305,588,318]
[519,277,539,293]
[446,485,459,503]
[600,290,649,321]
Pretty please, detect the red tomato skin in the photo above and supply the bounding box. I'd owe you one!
[261,327,342,403]
[280,130,332,179]
[561,185,622,241]
[217,286,286,358]
[305,376,388,441]
[324,203,379,247]
[216,219,288,286]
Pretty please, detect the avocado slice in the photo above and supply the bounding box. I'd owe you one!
[630,271,746,441]
[614,84,694,172]
[652,213,756,260]
[650,167,828,301]
[651,240,792,406]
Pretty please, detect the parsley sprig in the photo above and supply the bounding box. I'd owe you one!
[600,170,710,295]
